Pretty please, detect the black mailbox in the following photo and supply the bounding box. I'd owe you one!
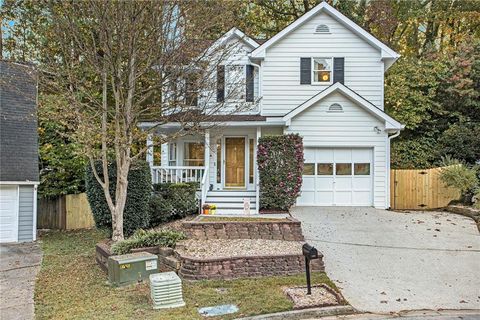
[302,243,318,260]
[302,243,319,295]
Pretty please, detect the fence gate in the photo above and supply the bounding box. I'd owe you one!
[390,167,461,210]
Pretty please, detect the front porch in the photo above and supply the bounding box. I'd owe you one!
[145,125,284,214]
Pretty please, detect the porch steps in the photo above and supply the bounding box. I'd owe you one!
[205,190,257,215]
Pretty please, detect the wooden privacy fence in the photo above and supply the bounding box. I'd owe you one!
[390,167,461,210]
[38,193,95,230]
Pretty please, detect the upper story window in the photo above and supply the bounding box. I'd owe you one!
[314,24,330,33]
[312,58,332,84]
[226,65,245,101]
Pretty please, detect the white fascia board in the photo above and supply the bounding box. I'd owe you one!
[205,27,259,58]
[251,2,399,62]
[138,119,285,129]
[0,181,40,185]
[283,82,404,130]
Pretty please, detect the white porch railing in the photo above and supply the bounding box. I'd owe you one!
[151,166,206,184]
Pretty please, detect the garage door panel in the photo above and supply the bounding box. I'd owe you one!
[0,186,18,243]
[335,191,352,205]
[298,191,315,205]
[298,148,373,207]
[335,177,352,190]
[353,191,372,205]
[316,191,333,205]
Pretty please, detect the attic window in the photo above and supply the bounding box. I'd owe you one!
[328,103,343,112]
[314,24,330,33]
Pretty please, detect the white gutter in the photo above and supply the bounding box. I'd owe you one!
[386,130,401,209]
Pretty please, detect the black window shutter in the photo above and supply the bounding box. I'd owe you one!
[216,65,225,102]
[333,57,345,84]
[300,57,311,85]
[185,74,198,106]
[246,65,254,102]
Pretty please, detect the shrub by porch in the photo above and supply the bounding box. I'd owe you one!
[257,134,304,211]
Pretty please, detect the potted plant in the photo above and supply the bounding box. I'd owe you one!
[210,204,217,215]
[202,204,211,215]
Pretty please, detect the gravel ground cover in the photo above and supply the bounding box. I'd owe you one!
[284,285,341,309]
[176,239,304,258]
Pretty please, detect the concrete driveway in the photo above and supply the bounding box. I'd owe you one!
[291,207,480,313]
[0,242,42,320]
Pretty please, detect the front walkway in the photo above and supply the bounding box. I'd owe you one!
[0,242,42,320]
[291,207,480,313]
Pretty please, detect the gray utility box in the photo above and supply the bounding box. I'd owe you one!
[108,252,158,287]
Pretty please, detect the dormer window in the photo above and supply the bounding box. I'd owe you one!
[314,24,330,33]
[312,58,332,84]
[328,103,343,112]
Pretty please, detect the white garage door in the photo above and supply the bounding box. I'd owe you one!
[298,148,373,206]
[0,185,19,243]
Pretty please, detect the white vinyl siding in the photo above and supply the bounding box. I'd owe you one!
[18,185,34,242]
[285,92,388,208]
[261,11,384,116]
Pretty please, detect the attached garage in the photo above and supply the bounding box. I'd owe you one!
[0,186,19,243]
[298,148,373,206]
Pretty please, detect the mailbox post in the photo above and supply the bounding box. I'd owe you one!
[302,243,319,295]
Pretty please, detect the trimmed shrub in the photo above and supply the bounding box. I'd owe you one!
[85,160,151,237]
[111,229,186,255]
[257,134,304,211]
[149,182,198,226]
[440,157,479,204]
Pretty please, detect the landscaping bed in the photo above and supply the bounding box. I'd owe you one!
[176,239,324,280]
[182,216,304,241]
[35,229,335,320]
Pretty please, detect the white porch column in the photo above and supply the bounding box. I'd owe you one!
[255,127,261,214]
[160,143,168,167]
[204,129,210,170]
[146,133,154,167]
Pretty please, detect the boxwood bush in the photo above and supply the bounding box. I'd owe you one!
[149,182,198,227]
[85,160,151,237]
[111,229,186,255]
[257,134,304,211]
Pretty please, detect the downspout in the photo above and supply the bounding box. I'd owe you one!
[387,130,401,209]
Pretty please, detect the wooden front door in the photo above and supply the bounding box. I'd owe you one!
[225,137,246,188]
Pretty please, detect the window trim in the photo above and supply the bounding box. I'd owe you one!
[311,57,333,85]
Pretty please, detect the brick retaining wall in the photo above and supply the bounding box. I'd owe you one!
[182,217,304,241]
[178,252,324,280]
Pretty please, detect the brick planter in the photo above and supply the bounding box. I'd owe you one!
[182,217,304,241]
[178,252,324,280]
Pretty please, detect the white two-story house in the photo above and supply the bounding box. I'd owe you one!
[139,2,404,214]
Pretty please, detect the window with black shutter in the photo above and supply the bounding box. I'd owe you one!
[246,65,254,102]
[216,65,225,103]
[185,73,198,106]
[300,57,311,84]
[333,57,345,84]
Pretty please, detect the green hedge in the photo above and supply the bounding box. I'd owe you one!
[85,160,151,237]
[257,134,304,211]
[149,182,198,227]
[111,229,186,255]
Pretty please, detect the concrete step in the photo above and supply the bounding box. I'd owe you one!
[206,196,256,203]
[212,208,256,215]
[208,190,256,197]
[207,202,257,209]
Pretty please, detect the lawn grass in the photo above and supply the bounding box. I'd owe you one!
[35,229,335,320]
[199,216,287,222]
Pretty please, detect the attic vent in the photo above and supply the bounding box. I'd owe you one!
[328,103,343,112]
[315,24,330,33]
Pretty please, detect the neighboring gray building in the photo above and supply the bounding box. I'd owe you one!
[0,60,39,243]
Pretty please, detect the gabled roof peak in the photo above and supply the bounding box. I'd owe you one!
[250,1,399,65]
